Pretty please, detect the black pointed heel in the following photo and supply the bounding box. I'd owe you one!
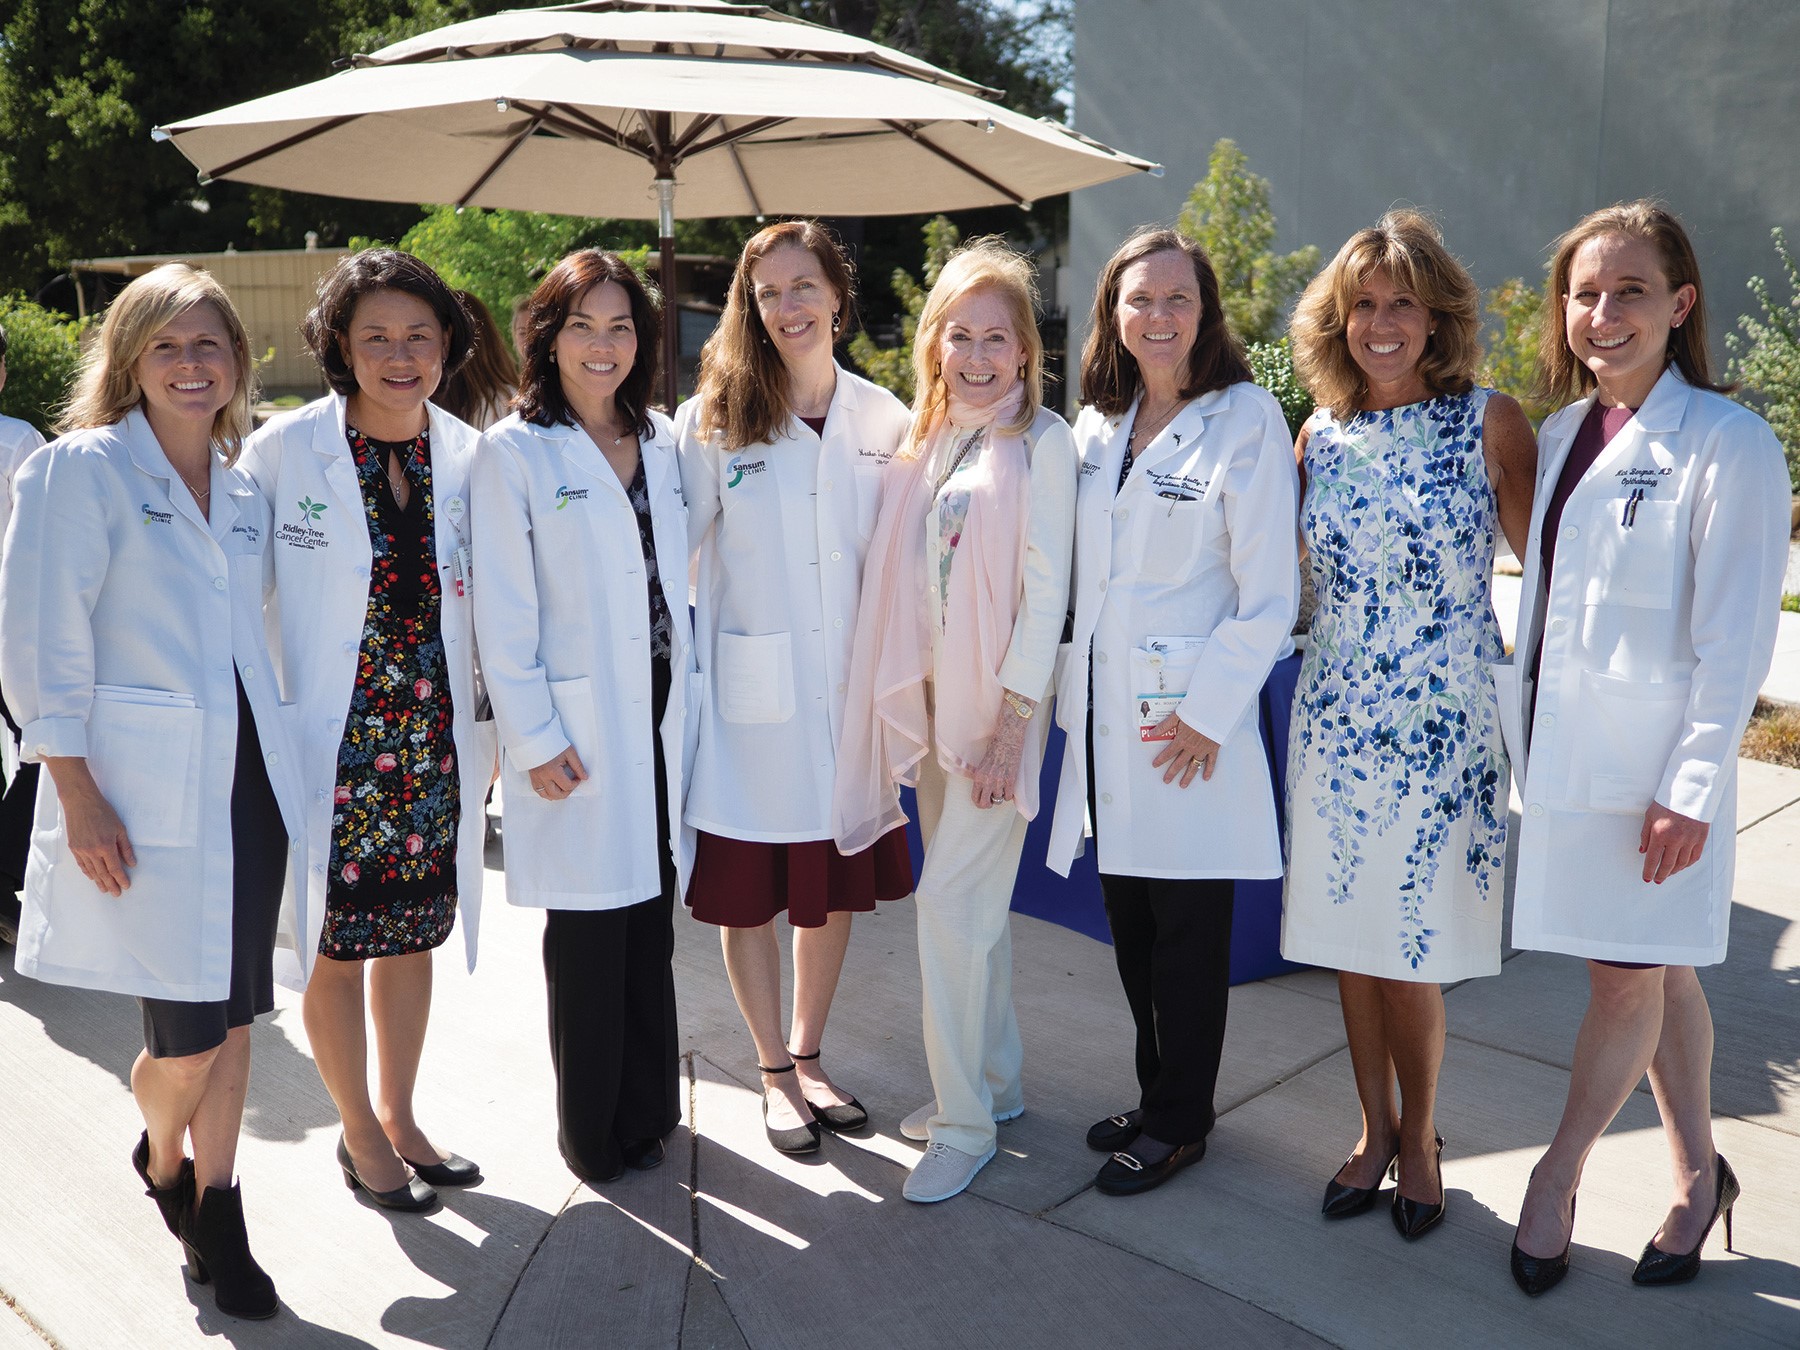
[757,1063,821,1154]
[337,1134,439,1212]
[1321,1145,1399,1219]
[400,1151,482,1187]
[789,1047,869,1132]
[182,1183,278,1320]
[1632,1154,1739,1286]
[1391,1135,1448,1240]
[132,1132,195,1240]
[1511,1193,1577,1297]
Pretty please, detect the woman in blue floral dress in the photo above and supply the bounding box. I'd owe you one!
[1282,212,1536,1240]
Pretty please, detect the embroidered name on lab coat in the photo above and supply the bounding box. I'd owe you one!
[1148,470,1209,499]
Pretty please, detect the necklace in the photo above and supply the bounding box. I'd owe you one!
[1127,396,1185,452]
[178,473,211,501]
[935,426,985,494]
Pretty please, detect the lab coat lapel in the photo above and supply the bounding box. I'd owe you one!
[642,421,689,625]
[1131,387,1225,480]
[120,408,212,539]
[309,393,365,522]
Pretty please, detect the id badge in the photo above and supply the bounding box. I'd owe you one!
[1137,692,1183,741]
[452,546,471,597]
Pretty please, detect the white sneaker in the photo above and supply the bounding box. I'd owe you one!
[901,1102,1024,1141]
[903,1141,997,1203]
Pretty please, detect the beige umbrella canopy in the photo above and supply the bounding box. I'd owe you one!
[155,0,1160,405]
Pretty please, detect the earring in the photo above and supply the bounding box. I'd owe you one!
[549,352,557,364]
[831,311,842,334]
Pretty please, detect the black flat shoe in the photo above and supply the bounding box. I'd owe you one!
[182,1183,278,1320]
[1632,1154,1739,1286]
[132,1131,195,1239]
[401,1151,482,1188]
[758,1063,821,1155]
[1390,1135,1447,1240]
[1321,1147,1399,1219]
[1511,1194,1577,1297]
[337,1134,439,1212]
[1086,1110,1143,1154]
[622,1137,666,1171]
[1095,1138,1205,1196]
[789,1046,869,1132]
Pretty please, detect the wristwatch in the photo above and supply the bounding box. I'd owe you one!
[1002,690,1035,720]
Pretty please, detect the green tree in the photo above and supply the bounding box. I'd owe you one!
[0,296,83,432]
[1244,338,1311,438]
[1727,226,1800,492]
[1177,139,1320,345]
[1480,277,1553,424]
[847,215,961,401]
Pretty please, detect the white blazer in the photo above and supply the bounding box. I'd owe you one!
[240,395,494,988]
[1499,369,1790,965]
[0,413,46,549]
[677,369,911,842]
[471,410,697,908]
[0,410,306,1001]
[1047,385,1300,879]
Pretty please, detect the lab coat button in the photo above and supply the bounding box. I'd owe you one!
[1549,618,1568,633]
[1096,651,1107,664]
[838,682,847,693]
[1101,792,1113,805]
[1116,508,1129,521]
[266,751,279,765]
[343,641,355,652]
[1528,803,1545,818]
[1561,525,1578,540]
[823,480,834,491]
[833,618,844,629]
[241,667,254,679]
[1098,580,1107,591]
[212,576,227,590]
[1539,713,1555,728]
[831,551,843,562]
[1098,725,1109,736]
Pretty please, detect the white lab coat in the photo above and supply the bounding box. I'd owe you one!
[1498,369,1790,965]
[471,411,697,908]
[677,368,911,842]
[1047,385,1300,879]
[0,412,47,549]
[0,410,306,1001]
[240,395,493,988]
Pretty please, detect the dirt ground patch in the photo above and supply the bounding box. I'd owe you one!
[1742,697,1800,769]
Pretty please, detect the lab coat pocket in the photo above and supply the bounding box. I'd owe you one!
[1135,499,1206,583]
[715,631,796,724]
[1574,670,1691,814]
[547,677,600,797]
[86,687,203,848]
[1581,498,1677,609]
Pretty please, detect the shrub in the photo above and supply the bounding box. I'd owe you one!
[1727,226,1800,493]
[0,297,83,433]
[1480,277,1554,424]
[847,215,962,403]
[1245,337,1311,439]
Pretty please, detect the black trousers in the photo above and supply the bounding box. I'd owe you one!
[542,657,681,1181]
[1099,873,1234,1146]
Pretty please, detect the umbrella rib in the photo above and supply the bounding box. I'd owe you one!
[680,115,787,158]
[726,142,765,217]
[455,112,548,208]
[668,112,723,158]
[199,114,363,181]
[515,101,651,158]
[880,120,1028,206]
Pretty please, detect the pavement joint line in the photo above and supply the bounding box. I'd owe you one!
[478,1173,585,1350]
[0,1287,60,1349]
[1736,796,1800,832]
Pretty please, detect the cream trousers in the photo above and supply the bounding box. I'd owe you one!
[913,742,1030,1155]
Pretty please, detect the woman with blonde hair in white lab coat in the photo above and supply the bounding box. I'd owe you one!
[1046,228,1299,1196]
[678,221,913,1156]
[242,249,489,1213]
[1505,202,1788,1296]
[473,249,693,1182]
[0,264,303,1319]
[837,237,1076,1203]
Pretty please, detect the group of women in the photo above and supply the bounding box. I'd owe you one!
[0,195,1785,1321]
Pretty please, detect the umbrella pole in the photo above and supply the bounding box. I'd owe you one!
[657,175,679,413]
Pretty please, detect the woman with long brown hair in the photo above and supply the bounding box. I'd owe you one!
[677,221,912,1155]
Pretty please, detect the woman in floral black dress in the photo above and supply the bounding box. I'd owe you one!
[243,251,494,1211]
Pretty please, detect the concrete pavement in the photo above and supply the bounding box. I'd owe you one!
[2,763,1798,1349]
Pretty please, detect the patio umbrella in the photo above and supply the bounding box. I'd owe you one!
[154,0,1160,408]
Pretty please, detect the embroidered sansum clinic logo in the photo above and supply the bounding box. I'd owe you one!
[726,457,767,488]
[141,503,173,526]
[554,485,589,510]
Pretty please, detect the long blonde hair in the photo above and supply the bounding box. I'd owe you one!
[59,263,256,462]
[906,237,1044,457]
[1289,209,1480,417]
[693,220,857,452]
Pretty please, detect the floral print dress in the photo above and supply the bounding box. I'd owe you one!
[1281,390,1508,982]
[320,427,460,960]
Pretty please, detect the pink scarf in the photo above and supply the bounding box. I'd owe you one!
[833,387,1039,855]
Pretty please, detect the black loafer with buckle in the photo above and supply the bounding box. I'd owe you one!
[1085,1110,1143,1153]
[1095,1139,1206,1196]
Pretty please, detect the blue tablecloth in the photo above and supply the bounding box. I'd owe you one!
[899,652,1306,986]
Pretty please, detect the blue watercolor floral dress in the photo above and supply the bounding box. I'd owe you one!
[1281,390,1507,982]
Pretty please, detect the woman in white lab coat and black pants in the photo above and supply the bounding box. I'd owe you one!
[1048,230,1300,1196]
[0,265,303,1319]
[1506,203,1790,1295]
[474,250,695,1182]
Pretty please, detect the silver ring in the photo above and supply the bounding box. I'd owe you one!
[989,793,1003,804]
[536,787,549,796]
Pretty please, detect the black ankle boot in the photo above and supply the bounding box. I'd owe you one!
[182,1183,278,1320]
[131,1132,194,1240]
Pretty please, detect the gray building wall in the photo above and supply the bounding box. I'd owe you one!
[1069,0,1800,396]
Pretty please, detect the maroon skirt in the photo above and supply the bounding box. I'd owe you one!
[687,826,914,929]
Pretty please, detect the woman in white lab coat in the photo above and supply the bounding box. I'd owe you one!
[678,221,913,1156]
[1506,203,1789,1296]
[241,250,489,1213]
[1046,229,1299,1196]
[473,250,693,1182]
[0,264,303,1319]
[837,238,1076,1203]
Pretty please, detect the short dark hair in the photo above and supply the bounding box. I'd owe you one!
[1080,228,1252,416]
[302,248,474,396]
[516,250,661,435]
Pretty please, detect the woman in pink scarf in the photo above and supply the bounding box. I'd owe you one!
[836,239,1076,1203]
